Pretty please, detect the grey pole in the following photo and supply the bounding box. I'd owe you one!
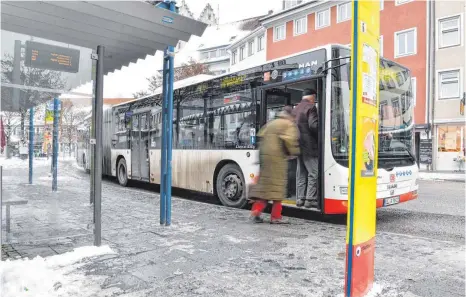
[90,51,97,205]
[93,45,104,247]
[12,40,21,114]
[52,98,59,192]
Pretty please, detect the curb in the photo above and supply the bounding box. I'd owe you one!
[418,178,465,183]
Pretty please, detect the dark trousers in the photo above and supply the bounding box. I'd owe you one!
[296,155,318,202]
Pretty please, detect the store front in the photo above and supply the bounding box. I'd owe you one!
[435,124,466,171]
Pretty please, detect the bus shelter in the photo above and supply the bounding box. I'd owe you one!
[1,0,207,246]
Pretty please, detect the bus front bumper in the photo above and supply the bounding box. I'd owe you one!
[324,190,419,215]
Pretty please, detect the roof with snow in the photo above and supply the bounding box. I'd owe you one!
[260,0,319,24]
[114,74,215,107]
[197,15,264,51]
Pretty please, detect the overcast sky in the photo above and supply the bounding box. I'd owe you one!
[185,0,282,23]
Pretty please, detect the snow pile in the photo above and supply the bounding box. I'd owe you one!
[336,284,383,297]
[1,245,115,297]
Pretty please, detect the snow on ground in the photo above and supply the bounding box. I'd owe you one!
[418,171,465,181]
[0,156,77,170]
[1,246,115,297]
[0,157,49,170]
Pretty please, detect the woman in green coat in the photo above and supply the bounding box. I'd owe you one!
[249,106,300,223]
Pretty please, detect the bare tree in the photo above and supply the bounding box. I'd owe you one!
[1,111,19,157]
[146,58,211,93]
[132,90,150,99]
[60,99,88,156]
[1,54,67,140]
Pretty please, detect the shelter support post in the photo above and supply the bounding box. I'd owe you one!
[158,0,177,226]
[12,40,21,113]
[28,107,34,184]
[93,45,104,246]
[160,57,168,225]
[52,98,59,192]
[90,51,97,205]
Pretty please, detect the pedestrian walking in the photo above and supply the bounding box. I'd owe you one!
[248,106,300,224]
[293,88,319,208]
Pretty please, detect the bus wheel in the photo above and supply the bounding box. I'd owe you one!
[117,158,128,187]
[216,164,247,209]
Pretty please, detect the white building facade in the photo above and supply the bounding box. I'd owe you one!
[430,1,466,171]
[227,27,267,73]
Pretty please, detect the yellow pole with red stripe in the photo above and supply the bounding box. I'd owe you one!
[345,1,380,297]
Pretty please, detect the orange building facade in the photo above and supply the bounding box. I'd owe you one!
[262,0,428,125]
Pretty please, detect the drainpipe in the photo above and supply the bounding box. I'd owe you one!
[426,0,436,171]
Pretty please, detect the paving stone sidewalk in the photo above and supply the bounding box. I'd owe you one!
[1,160,464,297]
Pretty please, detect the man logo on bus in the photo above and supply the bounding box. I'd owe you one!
[390,174,395,183]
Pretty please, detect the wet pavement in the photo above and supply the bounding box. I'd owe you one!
[1,159,464,296]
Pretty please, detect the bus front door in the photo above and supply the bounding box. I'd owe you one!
[259,78,325,212]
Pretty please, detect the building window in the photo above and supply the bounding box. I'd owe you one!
[380,0,384,11]
[337,2,351,23]
[395,28,417,57]
[258,35,265,51]
[411,77,417,106]
[316,8,331,29]
[248,40,255,56]
[438,15,462,48]
[210,50,218,58]
[231,50,237,65]
[239,45,246,61]
[439,69,461,99]
[379,35,383,56]
[273,24,286,42]
[294,16,307,36]
[219,49,227,57]
[201,52,208,60]
[437,126,464,153]
[284,0,303,10]
[395,0,413,5]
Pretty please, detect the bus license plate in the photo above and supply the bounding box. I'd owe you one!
[384,196,400,206]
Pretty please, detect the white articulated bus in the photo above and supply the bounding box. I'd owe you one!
[84,44,418,215]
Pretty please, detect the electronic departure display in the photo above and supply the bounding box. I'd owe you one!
[24,41,80,73]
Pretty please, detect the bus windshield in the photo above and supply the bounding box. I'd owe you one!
[330,48,415,168]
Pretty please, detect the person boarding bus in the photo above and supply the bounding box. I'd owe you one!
[248,106,300,223]
[293,89,319,209]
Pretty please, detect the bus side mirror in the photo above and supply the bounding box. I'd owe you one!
[111,137,117,147]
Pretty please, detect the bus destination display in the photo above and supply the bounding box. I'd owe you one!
[25,41,80,73]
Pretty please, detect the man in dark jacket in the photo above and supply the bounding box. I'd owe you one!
[292,88,319,208]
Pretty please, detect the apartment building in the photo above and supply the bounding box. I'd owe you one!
[262,0,427,123]
[227,27,267,73]
[430,1,465,171]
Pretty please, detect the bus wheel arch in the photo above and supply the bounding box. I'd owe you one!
[116,156,128,187]
[214,161,247,209]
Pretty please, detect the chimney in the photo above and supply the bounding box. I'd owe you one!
[268,10,273,15]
